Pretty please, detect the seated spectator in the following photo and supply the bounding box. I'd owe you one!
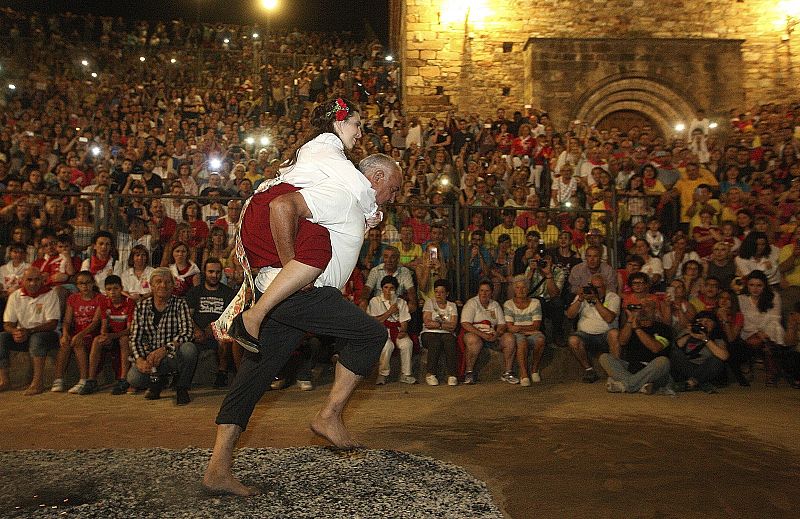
[81,230,124,289]
[670,311,729,392]
[368,275,416,386]
[33,232,76,291]
[566,273,621,383]
[662,234,700,282]
[167,241,201,297]
[644,217,665,257]
[617,255,645,296]
[778,227,800,323]
[117,217,153,268]
[704,242,737,289]
[393,223,422,269]
[127,267,197,405]
[0,242,29,305]
[213,199,242,250]
[715,288,751,386]
[678,259,704,298]
[622,271,670,323]
[524,248,566,342]
[121,244,154,301]
[690,276,723,313]
[502,276,546,386]
[421,279,459,386]
[460,279,516,385]
[488,208,526,249]
[738,270,786,386]
[735,231,781,288]
[568,245,617,295]
[52,270,103,394]
[489,234,514,302]
[783,306,800,388]
[185,258,238,389]
[691,208,722,259]
[183,200,210,263]
[600,300,672,394]
[0,267,60,395]
[361,246,417,313]
[88,275,135,395]
[202,226,231,272]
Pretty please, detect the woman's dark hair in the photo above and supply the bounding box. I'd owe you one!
[626,173,644,192]
[127,244,150,268]
[91,230,118,260]
[181,200,202,221]
[693,310,725,341]
[284,97,360,168]
[744,269,775,313]
[680,259,702,276]
[628,271,649,286]
[433,279,450,291]
[738,231,769,260]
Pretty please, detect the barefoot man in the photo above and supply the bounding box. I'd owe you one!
[203,153,402,496]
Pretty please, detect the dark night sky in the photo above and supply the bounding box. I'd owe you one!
[0,1,390,42]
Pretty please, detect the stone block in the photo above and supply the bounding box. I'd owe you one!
[420,50,437,60]
[419,65,442,77]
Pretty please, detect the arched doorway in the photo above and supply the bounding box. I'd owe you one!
[595,110,662,138]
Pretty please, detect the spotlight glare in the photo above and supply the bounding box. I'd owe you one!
[252,33,259,38]
[8,83,16,90]
[708,121,718,129]
[139,56,146,62]
[91,72,98,78]
[674,123,686,132]
[245,136,255,145]
[223,38,230,44]
[91,145,101,156]
[170,58,177,64]
[209,158,222,171]
[385,55,394,62]
[81,59,89,67]
[260,136,270,146]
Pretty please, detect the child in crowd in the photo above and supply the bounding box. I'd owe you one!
[51,271,103,394]
[0,242,29,300]
[645,217,665,257]
[88,275,134,395]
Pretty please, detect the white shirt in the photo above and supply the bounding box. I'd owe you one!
[121,266,154,297]
[0,260,29,293]
[254,133,378,292]
[460,296,504,335]
[421,299,458,334]
[738,293,784,345]
[573,291,621,335]
[81,257,124,289]
[4,287,61,329]
[367,294,411,324]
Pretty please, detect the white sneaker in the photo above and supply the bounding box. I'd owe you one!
[447,376,458,386]
[606,377,626,393]
[270,378,287,390]
[51,379,65,393]
[520,377,531,387]
[399,375,417,385]
[531,372,541,383]
[375,374,387,385]
[297,380,313,391]
[425,374,439,386]
[500,371,520,384]
[68,381,85,394]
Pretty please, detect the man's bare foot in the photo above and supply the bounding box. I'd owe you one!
[310,411,363,449]
[23,385,43,396]
[202,470,260,497]
[240,309,261,342]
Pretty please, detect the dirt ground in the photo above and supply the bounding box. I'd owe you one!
[1,378,799,519]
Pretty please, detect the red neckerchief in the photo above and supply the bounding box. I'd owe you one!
[20,285,51,298]
[89,255,110,274]
[644,178,656,189]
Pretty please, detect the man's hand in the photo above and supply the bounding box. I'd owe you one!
[193,328,206,343]
[59,334,70,349]
[146,346,167,368]
[366,211,383,229]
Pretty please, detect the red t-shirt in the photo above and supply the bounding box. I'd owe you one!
[66,292,104,334]
[101,295,134,334]
[240,183,332,270]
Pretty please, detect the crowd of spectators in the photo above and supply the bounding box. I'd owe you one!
[0,8,799,400]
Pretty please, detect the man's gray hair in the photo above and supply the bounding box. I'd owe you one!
[359,153,397,175]
[150,267,174,284]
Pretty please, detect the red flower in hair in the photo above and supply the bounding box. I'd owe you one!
[334,98,349,121]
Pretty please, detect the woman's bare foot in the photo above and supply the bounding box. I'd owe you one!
[23,385,43,396]
[310,411,363,449]
[202,470,260,497]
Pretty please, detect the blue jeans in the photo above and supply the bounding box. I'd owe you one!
[599,353,671,392]
[127,342,198,389]
[0,331,59,368]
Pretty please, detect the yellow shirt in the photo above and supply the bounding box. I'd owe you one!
[674,170,719,223]
[779,244,800,286]
[392,241,422,267]
[526,224,560,247]
[488,224,527,248]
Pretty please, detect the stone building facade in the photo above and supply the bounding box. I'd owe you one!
[389,0,799,134]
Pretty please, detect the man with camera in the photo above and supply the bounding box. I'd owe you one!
[600,300,672,394]
[568,245,618,296]
[524,245,566,344]
[669,311,729,391]
[566,274,620,383]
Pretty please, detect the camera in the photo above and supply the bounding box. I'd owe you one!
[626,304,642,311]
[537,259,548,268]
[582,286,595,296]
[691,322,707,335]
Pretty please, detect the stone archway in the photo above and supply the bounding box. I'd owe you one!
[572,75,695,138]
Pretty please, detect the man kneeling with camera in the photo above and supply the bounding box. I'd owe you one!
[566,274,620,383]
[600,300,672,394]
[669,310,730,392]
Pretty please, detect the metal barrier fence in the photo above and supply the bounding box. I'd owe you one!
[2,189,617,301]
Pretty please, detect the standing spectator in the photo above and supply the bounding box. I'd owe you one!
[127,267,197,405]
[368,275,416,386]
[185,258,237,389]
[0,267,60,395]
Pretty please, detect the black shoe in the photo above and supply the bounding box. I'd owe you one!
[79,379,98,395]
[111,379,130,395]
[582,368,600,383]
[213,371,228,389]
[176,387,191,406]
[229,313,260,353]
[144,379,163,400]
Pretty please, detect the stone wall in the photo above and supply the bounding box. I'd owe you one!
[392,0,800,123]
